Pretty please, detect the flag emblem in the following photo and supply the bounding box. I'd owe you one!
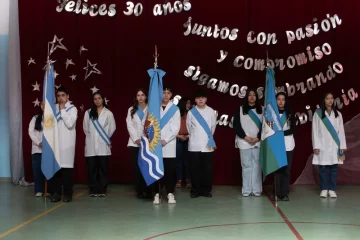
[144,113,161,152]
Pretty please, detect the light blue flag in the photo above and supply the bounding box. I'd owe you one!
[138,68,165,186]
[260,67,287,181]
[41,62,61,180]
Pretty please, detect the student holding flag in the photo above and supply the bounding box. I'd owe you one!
[152,85,180,204]
[187,90,217,198]
[312,93,346,198]
[233,88,263,197]
[84,91,116,197]
[48,86,78,203]
[273,92,299,201]
[126,88,151,199]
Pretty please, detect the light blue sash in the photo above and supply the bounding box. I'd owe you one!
[190,107,216,150]
[160,104,178,129]
[88,110,111,146]
[136,107,145,121]
[56,105,74,122]
[315,109,345,160]
[280,112,287,128]
[247,108,262,129]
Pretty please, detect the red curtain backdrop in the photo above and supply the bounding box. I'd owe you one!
[19,0,360,185]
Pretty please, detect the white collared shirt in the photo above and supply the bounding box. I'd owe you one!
[186,105,217,152]
[28,115,42,154]
[126,106,148,147]
[83,107,116,156]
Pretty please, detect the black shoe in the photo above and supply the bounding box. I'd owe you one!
[98,193,106,197]
[204,192,212,198]
[63,195,72,202]
[190,192,199,198]
[50,193,61,202]
[281,195,289,201]
[89,192,97,197]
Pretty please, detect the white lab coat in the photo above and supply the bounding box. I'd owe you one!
[83,107,116,157]
[312,110,346,165]
[281,114,295,152]
[126,106,148,147]
[28,115,42,154]
[187,105,217,152]
[161,102,181,158]
[56,102,78,168]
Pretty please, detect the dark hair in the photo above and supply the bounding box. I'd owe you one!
[130,88,148,118]
[56,86,69,95]
[276,92,292,119]
[89,91,107,120]
[242,88,262,115]
[320,92,338,119]
[34,107,43,131]
[163,84,173,93]
[178,97,191,116]
[194,89,207,99]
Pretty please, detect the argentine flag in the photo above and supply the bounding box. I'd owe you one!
[138,68,165,186]
[41,62,61,180]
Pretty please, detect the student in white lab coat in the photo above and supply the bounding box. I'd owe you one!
[152,85,180,204]
[312,93,346,198]
[187,89,217,198]
[84,91,116,197]
[126,88,152,199]
[28,101,45,197]
[273,92,299,201]
[49,86,78,203]
[233,88,263,197]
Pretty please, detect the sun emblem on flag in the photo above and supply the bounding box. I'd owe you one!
[44,115,55,130]
[144,113,161,152]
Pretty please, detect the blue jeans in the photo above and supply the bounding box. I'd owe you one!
[239,148,262,195]
[32,153,45,193]
[176,140,190,181]
[319,165,338,191]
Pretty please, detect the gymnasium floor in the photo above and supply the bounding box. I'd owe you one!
[0,183,359,240]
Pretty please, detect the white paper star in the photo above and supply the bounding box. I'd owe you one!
[80,104,85,112]
[32,98,40,107]
[70,75,77,81]
[55,84,61,89]
[104,98,110,105]
[65,59,75,69]
[54,71,59,79]
[79,46,88,55]
[32,81,41,91]
[84,60,101,80]
[28,58,36,65]
[49,35,68,56]
[90,86,99,94]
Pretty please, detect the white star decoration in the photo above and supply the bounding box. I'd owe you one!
[65,59,75,69]
[79,46,88,55]
[32,98,40,107]
[90,86,99,94]
[70,75,77,81]
[54,71,59,79]
[55,84,61,89]
[49,35,68,56]
[84,60,101,80]
[80,104,84,112]
[28,58,36,65]
[32,81,41,91]
[104,98,109,105]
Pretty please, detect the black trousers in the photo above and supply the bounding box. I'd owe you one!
[189,152,214,195]
[273,151,293,196]
[131,147,151,195]
[86,156,109,194]
[152,158,177,194]
[48,168,73,196]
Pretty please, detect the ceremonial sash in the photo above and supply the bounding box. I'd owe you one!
[280,113,287,128]
[315,109,345,160]
[56,105,75,122]
[190,107,216,150]
[88,110,111,146]
[247,108,262,129]
[136,107,145,121]
[160,104,178,129]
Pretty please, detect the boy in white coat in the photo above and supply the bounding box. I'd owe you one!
[49,87,78,202]
[152,85,180,204]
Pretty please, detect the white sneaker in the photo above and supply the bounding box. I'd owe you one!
[167,193,176,204]
[320,190,328,198]
[242,193,250,197]
[35,192,43,197]
[329,190,337,198]
[254,193,261,197]
[153,193,160,204]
